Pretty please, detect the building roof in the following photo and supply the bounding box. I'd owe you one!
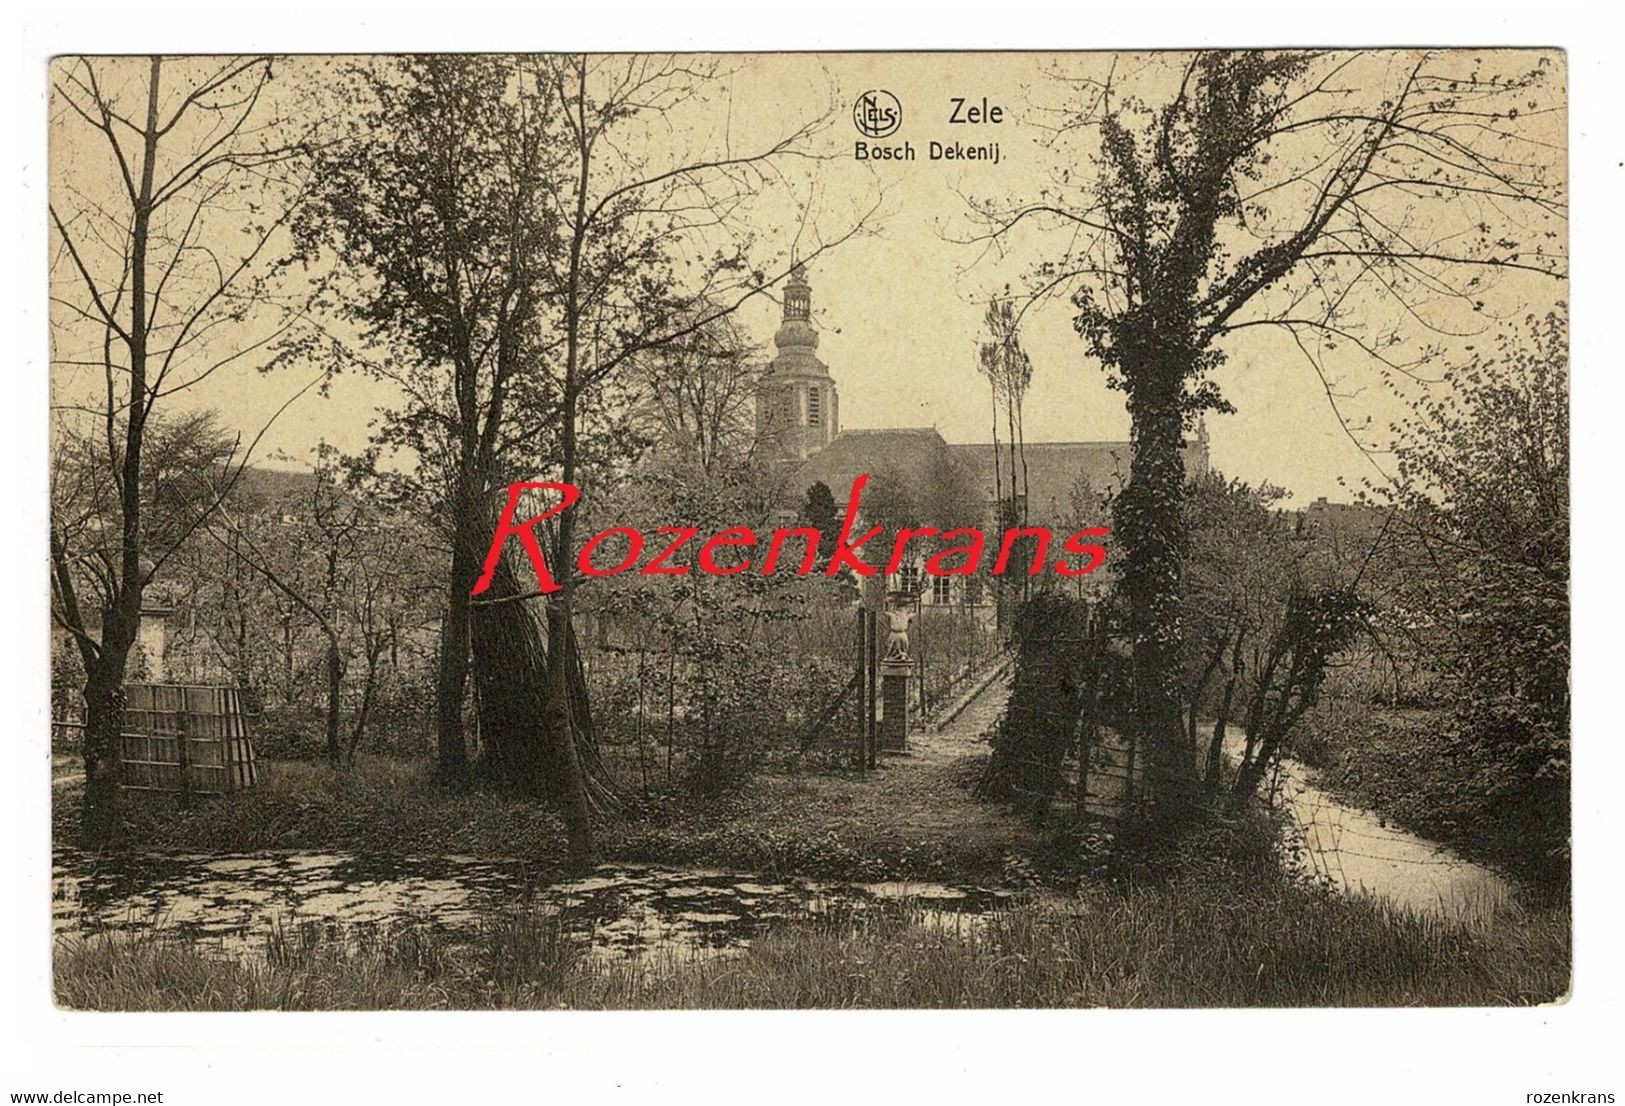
[788,425,1209,525]
[947,440,1138,521]
[791,428,959,507]
[1299,496,1392,548]
[230,465,320,504]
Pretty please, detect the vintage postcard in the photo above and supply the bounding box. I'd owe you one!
[46,49,1569,1018]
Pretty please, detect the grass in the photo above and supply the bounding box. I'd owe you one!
[1291,700,1567,894]
[100,756,578,864]
[59,730,1037,886]
[54,874,1569,1010]
[52,689,1569,1009]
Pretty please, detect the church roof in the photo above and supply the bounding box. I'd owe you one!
[788,428,1207,526]
[787,426,1126,524]
[948,440,1135,521]
[231,465,321,503]
[791,428,959,506]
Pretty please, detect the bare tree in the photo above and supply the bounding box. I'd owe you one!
[979,294,1034,519]
[49,56,310,844]
[511,53,877,866]
[293,55,561,786]
[204,457,367,765]
[978,294,1035,610]
[632,310,763,474]
[966,49,1565,823]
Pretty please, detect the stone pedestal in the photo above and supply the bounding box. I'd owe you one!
[879,659,911,751]
[137,605,174,681]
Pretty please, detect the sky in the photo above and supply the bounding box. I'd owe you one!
[50,51,1567,505]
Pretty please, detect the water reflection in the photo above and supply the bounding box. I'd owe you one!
[52,851,1019,967]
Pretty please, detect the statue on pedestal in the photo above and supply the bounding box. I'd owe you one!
[884,597,914,662]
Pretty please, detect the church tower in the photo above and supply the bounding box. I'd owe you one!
[756,264,839,461]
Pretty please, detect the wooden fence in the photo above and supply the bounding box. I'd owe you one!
[120,684,258,796]
[55,683,258,798]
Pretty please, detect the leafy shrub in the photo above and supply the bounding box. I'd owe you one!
[978,594,1096,808]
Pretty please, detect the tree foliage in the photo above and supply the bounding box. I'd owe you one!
[49,55,312,843]
[969,49,1565,823]
[293,55,560,784]
[1375,307,1569,886]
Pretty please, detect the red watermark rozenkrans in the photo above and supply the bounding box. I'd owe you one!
[471,473,1109,597]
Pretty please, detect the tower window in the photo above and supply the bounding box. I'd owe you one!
[807,385,821,425]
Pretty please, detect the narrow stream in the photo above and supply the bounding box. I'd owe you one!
[1268,760,1514,919]
[53,677,1516,972]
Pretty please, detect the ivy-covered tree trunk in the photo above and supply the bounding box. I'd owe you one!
[537,327,596,868]
[1116,349,1199,819]
[469,555,618,819]
[542,603,595,870]
[978,49,1563,836]
[78,607,138,846]
[470,554,559,789]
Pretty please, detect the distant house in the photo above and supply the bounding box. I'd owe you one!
[754,265,1211,609]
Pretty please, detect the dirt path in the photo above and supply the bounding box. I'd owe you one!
[742,669,1029,855]
[910,668,1014,764]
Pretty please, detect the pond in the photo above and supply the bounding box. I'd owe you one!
[52,850,1021,968]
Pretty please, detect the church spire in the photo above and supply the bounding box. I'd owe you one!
[757,260,837,461]
[784,262,811,322]
[774,262,819,355]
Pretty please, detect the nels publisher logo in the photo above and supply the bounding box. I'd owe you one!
[852,90,901,139]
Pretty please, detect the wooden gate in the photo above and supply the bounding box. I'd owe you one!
[117,684,258,797]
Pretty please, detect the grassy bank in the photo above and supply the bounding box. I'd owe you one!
[55,875,1568,1010]
[1294,702,1566,893]
[58,750,1031,886]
